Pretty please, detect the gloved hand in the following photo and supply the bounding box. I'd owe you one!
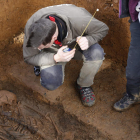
[136,1,140,12]
[76,36,89,50]
[136,1,140,23]
[54,46,76,62]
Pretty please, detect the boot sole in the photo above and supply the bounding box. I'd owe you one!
[82,100,95,107]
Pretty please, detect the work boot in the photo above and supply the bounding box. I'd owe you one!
[113,92,140,111]
[76,83,95,107]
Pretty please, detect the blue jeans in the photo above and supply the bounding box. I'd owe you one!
[40,43,105,90]
[126,20,140,98]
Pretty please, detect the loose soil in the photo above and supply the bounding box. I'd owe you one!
[0,0,140,140]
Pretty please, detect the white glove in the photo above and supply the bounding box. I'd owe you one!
[136,1,140,12]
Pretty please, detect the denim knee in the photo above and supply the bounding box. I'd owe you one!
[83,43,105,61]
[40,65,63,90]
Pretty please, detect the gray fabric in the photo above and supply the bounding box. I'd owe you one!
[77,59,103,87]
[23,4,109,67]
[77,43,105,87]
[82,43,105,61]
[126,20,140,98]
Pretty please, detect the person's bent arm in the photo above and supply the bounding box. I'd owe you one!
[73,17,109,47]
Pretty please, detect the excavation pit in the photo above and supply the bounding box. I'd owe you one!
[0,0,140,140]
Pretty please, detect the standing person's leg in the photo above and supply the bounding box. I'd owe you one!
[40,63,66,90]
[76,43,105,106]
[114,20,140,111]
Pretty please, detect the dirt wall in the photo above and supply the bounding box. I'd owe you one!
[0,0,131,65]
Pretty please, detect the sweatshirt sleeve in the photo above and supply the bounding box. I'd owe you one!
[24,51,56,66]
[23,35,56,67]
[84,18,109,47]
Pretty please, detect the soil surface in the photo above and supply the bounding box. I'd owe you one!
[0,0,140,140]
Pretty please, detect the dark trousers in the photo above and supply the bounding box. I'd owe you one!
[126,20,140,98]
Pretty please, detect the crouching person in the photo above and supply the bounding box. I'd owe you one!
[23,4,109,107]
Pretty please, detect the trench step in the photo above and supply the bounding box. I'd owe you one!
[8,60,140,140]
